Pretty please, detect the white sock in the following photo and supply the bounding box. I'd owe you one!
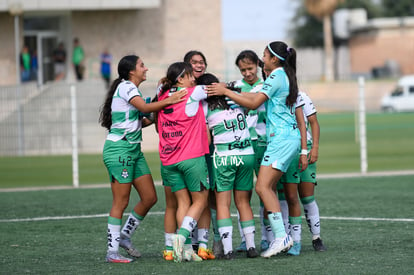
[303,200,321,237]
[181,216,197,236]
[289,223,302,243]
[265,224,274,243]
[279,199,289,234]
[121,211,142,239]
[107,223,121,252]
[259,205,267,241]
[241,222,256,249]
[217,218,233,254]
[198,228,209,249]
[219,225,233,254]
[165,232,174,250]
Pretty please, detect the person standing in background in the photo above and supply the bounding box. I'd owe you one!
[101,49,112,88]
[30,49,38,81]
[20,45,31,82]
[72,38,85,81]
[53,42,66,81]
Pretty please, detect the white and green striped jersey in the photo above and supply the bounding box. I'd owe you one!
[233,79,265,140]
[299,91,317,143]
[106,80,143,143]
[206,107,254,157]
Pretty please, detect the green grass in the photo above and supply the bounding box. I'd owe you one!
[0,112,413,188]
[0,176,413,274]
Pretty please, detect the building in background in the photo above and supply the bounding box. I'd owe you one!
[0,0,223,87]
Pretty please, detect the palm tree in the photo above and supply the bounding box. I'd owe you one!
[305,0,344,82]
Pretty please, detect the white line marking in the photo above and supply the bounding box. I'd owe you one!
[1,170,414,193]
[0,212,412,223]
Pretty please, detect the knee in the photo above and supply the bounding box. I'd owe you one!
[113,199,129,212]
[285,193,299,206]
[255,184,265,198]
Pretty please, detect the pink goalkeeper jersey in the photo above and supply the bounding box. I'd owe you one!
[157,86,209,166]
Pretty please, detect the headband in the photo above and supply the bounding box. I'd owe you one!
[175,69,186,81]
[267,44,285,61]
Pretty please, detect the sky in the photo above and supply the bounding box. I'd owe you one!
[221,0,299,41]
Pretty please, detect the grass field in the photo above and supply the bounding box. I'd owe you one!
[1,176,413,274]
[1,112,414,188]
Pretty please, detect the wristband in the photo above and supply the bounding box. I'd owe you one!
[300,149,308,155]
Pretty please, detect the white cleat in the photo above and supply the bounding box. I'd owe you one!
[119,237,142,258]
[260,235,293,258]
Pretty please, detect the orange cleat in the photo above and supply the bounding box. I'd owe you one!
[163,250,173,261]
[198,247,216,260]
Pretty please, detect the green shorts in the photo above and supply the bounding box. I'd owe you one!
[280,144,317,184]
[161,156,209,193]
[103,140,151,184]
[213,154,255,192]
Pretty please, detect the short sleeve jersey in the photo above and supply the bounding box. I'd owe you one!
[106,80,143,143]
[233,79,264,140]
[299,91,317,143]
[261,68,299,141]
[206,107,254,157]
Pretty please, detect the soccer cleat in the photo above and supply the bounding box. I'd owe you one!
[173,234,186,263]
[260,240,269,251]
[163,250,173,261]
[105,251,133,263]
[246,247,259,258]
[222,251,235,260]
[212,240,224,258]
[119,237,141,258]
[260,234,293,258]
[198,247,215,260]
[312,238,327,252]
[183,244,203,262]
[287,241,301,256]
[236,241,247,252]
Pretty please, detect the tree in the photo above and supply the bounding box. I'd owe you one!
[381,0,414,17]
[304,0,344,82]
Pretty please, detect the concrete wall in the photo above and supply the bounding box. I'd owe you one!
[350,23,414,76]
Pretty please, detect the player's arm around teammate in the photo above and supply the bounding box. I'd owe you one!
[99,55,186,263]
[207,41,308,258]
[156,62,211,263]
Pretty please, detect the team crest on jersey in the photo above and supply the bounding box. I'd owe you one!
[121,169,129,179]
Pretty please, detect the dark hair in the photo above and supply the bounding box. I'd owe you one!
[183,50,208,68]
[197,73,229,111]
[235,49,265,82]
[99,55,139,130]
[159,62,193,95]
[267,41,298,108]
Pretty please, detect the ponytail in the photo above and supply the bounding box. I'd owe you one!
[99,77,122,130]
[267,41,298,108]
[99,55,139,130]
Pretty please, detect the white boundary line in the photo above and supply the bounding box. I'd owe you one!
[1,212,413,223]
[1,170,414,193]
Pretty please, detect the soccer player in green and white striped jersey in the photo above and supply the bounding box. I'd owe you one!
[199,73,259,259]
[230,50,271,252]
[100,55,186,263]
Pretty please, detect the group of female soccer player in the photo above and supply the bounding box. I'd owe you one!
[99,40,326,263]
